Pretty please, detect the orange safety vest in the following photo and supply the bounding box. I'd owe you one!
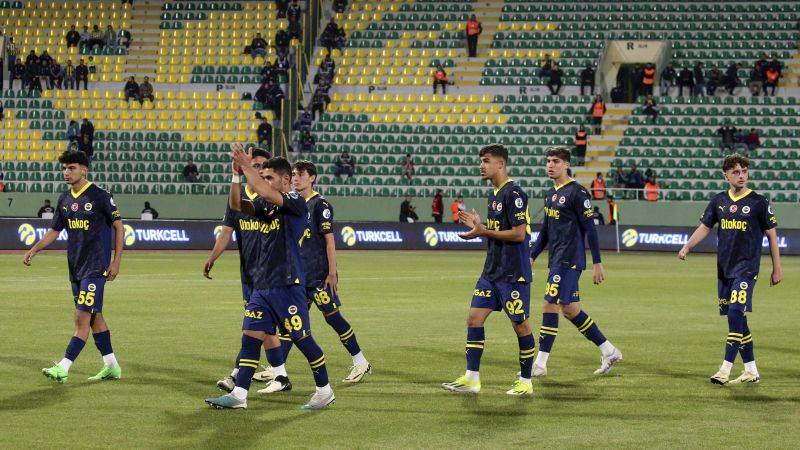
[766,69,779,83]
[591,178,606,200]
[607,200,618,224]
[451,201,462,222]
[467,19,480,36]
[592,101,605,118]
[643,67,655,85]
[434,70,447,81]
[645,182,659,201]
[575,130,587,146]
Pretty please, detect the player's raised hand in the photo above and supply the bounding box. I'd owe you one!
[678,246,689,260]
[323,273,338,294]
[106,260,121,282]
[771,267,782,286]
[592,262,605,284]
[230,143,252,167]
[203,258,214,279]
[23,249,35,266]
[458,209,481,228]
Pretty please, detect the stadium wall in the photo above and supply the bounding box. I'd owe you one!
[3,193,800,228]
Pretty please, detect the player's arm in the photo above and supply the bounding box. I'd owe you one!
[678,223,711,260]
[230,143,285,207]
[204,225,233,279]
[577,215,604,284]
[458,209,526,242]
[22,229,61,266]
[530,219,549,264]
[106,219,124,281]
[323,233,338,293]
[765,227,782,286]
[228,162,256,216]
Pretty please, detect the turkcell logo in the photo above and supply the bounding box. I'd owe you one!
[761,236,788,248]
[340,226,402,247]
[423,227,483,247]
[622,228,688,248]
[17,223,67,246]
[124,225,190,246]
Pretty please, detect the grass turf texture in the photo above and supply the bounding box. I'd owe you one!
[1,250,798,449]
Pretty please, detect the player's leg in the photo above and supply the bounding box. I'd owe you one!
[721,278,758,384]
[87,312,121,380]
[220,283,253,389]
[311,287,371,382]
[503,282,534,396]
[43,280,95,383]
[562,302,622,375]
[534,301,560,376]
[731,313,759,383]
[257,333,293,393]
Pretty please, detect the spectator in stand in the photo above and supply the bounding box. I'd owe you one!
[79,25,90,48]
[139,76,154,103]
[275,28,290,56]
[334,151,355,179]
[119,29,132,48]
[63,59,76,90]
[612,166,627,189]
[66,25,81,47]
[250,32,268,59]
[141,202,159,219]
[12,60,26,91]
[626,164,645,199]
[314,54,335,84]
[261,59,277,84]
[333,0,347,14]
[183,158,199,182]
[124,76,139,102]
[745,129,760,153]
[274,49,291,80]
[254,80,270,105]
[590,95,605,135]
[80,117,95,143]
[67,120,79,144]
[401,153,415,180]
[537,53,552,77]
[644,167,655,183]
[433,64,449,95]
[38,199,56,218]
[693,62,705,97]
[716,122,738,151]
[309,88,326,121]
[547,63,563,95]
[287,0,302,22]
[294,110,313,134]
[288,19,303,41]
[89,25,104,49]
[592,206,605,226]
[706,64,721,96]
[644,176,660,202]
[39,60,52,89]
[642,63,656,96]
[450,196,465,223]
[725,62,740,95]
[78,134,94,165]
[749,62,764,96]
[631,64,643,97]
[580,64,595,96]
[268,80,285,121]
[39,50,52,67]
[76,58,89,90]
[0,172,5,192]
[574,124,588,165]
[431,189,444,223]
[642,95,658,123]
[87,56,97,74]
[660,63,676,96]
[257,115,273,148]
[764,64,780,96]
[29,61,43,92]
[399,196,418,223]
[6,36,19,72]
[49,60,64,89]
[334,28,347,50]
[104,25,117,49]
[590,172,606,200]
[276,0,289,18]
[678,65,693,97]
[298,130,316,155]
[465,14,482,58]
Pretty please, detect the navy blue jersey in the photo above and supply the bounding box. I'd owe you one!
[700,189,776,279]
[247,191,308,289]
[300,192,334,287]
[51,182,120,282]
[482,179,531,283]
[538,180,595,270]
[222,186,262,285]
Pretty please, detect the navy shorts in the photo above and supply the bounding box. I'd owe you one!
[244,285,312,340]
[543,267,581,305]
[71,277,106,313]
[471,276,531,322]
[718,277,756,315]
[306,286,341,313]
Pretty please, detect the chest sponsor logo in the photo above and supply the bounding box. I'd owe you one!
[720,218,747,231]
[544,206,560,219]
[67,218,90,230]
[84,202,93,212]
[71,202,79,212]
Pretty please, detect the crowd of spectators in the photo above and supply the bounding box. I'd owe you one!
[657,53,783,98]
[9,50,89,92]
[716,123,760,154]
[123,76,154,104]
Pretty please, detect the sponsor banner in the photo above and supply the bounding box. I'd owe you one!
[2,219,798,254]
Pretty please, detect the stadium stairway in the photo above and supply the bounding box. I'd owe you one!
[123,0,163,80]
[575,105,633,183]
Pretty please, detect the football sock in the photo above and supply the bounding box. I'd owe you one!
[325,311,362,356]
[295,336,329,388]
[534,352,549,367]
[569,311,608,347]
[518,334,536,380]
[725,309,745,364]
[465,327,485,372]
[279,333,294,360]
[92,330,117,368]
[230,349,242,378]
[352,351,368,366]
[744,361,758,375]
[538,312,559,354]
[720,360,733,375]
[62,336,86,371]
[598,341,615,357]
[465,370,480,382]
[739,316,755,365]
[234,334,263,393]
[266,346,287,378]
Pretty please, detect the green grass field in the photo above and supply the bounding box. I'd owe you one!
[1,250,798,449]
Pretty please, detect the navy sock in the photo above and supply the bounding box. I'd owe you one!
[92,330,113,356]
[739,316,754,363]
[325,311,362,356]
[279,333,294,360]
[295,335,329,387]
[726,309,745,363]
[266,345,285,368]
[465,327,485,372]
[65,336,86,362]
[569,311,607,346]
[539,313,559,353]
[234,334,263,391]
[518,334,536,379]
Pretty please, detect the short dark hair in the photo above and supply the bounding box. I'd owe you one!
[264,156,292,177]
[251,148,271,160]
[722,153,749,172]
[58,150,89,167]
[479,144,508,161]
[292,160,317,182]
[545,146,571,163]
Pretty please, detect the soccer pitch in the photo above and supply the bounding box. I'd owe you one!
[1,250,798,449]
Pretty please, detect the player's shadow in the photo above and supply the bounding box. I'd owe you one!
[0,383,95,411]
